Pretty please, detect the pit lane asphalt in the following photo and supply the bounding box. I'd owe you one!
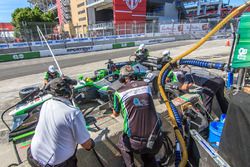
[0,40,197,80]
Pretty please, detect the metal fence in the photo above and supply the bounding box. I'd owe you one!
[0,18,239,46]
[86,18,238,37]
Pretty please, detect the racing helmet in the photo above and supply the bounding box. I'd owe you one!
[46,77,77,97]
[162,50,171,57]
[48,65,56,73]
[139,44,145,51]
[162,50,172,63]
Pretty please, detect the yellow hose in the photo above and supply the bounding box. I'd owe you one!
[157,2,250,167]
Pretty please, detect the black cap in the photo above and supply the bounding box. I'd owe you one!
[46,77,77,97]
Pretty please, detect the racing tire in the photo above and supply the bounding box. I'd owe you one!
[19,86,40,101]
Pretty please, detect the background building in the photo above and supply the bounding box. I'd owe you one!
[182,0,233,19]
[70,0,88,37]
[25,0,246,37]
[0,23,15,43]
[56,0,73,37]
[28,0,58,19]
[86,0,184,36]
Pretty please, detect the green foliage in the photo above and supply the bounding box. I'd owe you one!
[11,6,55,38]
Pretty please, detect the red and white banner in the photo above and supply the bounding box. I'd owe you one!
[113,0,146,34]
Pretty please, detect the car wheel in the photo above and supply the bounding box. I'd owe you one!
[19,86,40,101]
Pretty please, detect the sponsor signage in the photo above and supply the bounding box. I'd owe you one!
[0,44,9,49]
[66,46,93,53]
[0,52,40,62]
[112,42,135,49]
[232,45,250,68]
[160,23,209,34]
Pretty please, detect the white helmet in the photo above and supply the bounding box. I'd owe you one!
[139,44,145,50]
[48,65,56,73]
[162,50,170,57]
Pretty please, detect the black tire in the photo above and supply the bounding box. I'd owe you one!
[19,86,40,101]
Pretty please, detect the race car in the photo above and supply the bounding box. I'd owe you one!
[4,53,168,141]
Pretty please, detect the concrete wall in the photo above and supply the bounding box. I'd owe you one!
[0,34,190,54]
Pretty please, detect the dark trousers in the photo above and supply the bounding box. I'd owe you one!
[118,133,163,167]
[27,147,77,167]
[192,74,229,114]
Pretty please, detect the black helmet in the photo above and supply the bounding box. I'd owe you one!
[45,77,77,97]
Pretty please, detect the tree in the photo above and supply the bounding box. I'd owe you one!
[11,6,55,39]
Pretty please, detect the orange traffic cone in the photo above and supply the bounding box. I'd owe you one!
[226,39,230,47]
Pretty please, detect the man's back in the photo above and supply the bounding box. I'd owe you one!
[31,98,89,165]
[114,81,158,138]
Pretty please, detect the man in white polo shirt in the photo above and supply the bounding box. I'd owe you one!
[27,77,95,167]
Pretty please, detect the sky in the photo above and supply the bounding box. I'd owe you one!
[0,0,247,23]
[0,0,30,23]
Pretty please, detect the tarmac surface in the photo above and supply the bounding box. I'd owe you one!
[0,39,232,167]
[0,40,197,80]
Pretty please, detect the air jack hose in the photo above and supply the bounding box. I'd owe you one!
[157,2,250,167]
[179,59,226,70]
[170,103,182,129]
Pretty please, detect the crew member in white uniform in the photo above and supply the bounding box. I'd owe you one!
[27,77,95,167]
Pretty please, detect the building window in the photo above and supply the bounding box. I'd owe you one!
[77,2,85,8]
[79,17,86,21]
[78,10,85,15]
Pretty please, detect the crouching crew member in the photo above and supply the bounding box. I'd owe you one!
[27,77,95,167]
[44,65,60,86]
[134,44,149,62]
[112,65,163,167]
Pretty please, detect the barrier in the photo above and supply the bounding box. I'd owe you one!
[66,46,94,54]
[93,44,113,51]
[0,37,176,61]
[135,37,176,46]
[0,52,40,62]
[40,49,67,57]
[0,33,147,49]
[112,42,135,49]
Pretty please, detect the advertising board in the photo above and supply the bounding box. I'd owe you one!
[160,23,209,34]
